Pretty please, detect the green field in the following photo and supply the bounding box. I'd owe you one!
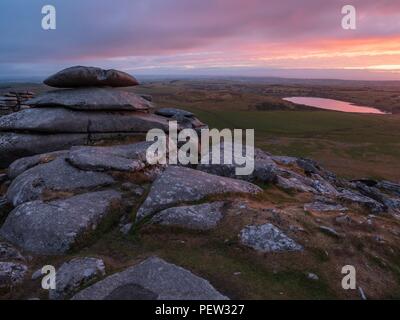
[132,80,400,181]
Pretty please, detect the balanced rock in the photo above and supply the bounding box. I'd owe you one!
[136,166,261,221]
[72,257,227,300]
[0,190,122,255]
[44,66,139,88]
[27,88,152,111]
[49,257,106,300]
[151,202,225,230]
[6,157,114,206]
[240,223,303,253]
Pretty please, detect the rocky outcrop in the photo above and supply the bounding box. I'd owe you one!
[43,66,139,88]
[240,223,303,253]
[6,157,115,206]
[136,166,261,221]
[151,202,225,230]
[0,67,206,168]
[0,190,122,255]
[72,257,228,300]
[49,257,106,300]
[27,88,152,111]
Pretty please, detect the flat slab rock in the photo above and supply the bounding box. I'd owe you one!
[72,257,228,300]
[136,166,261,221]
[155,108,194,118]
[6,157,114,206]
[240,223,303,253]
[151,202,225,230]
[43,66,139,88]
[27,88,152,111]
[67,141,152,172]
[0,132,145,169]
[0,108,169,133]
[0,190,122,255]
[8,150,69,179]
[49,257,106,300]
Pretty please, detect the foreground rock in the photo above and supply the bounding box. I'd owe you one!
[0,108,169,133]
[0,132,146,168]
[0,262,27,288]
[49,257,106,300]
[240,223,303,253]
[0,190,122,255]
[338,189,385,214]
[197,145,277,183]
[43,66,139,88]
[27,88,152,111]
[72,257,227,300]
[152,202,225,230]
[136,166,261,221]
[67,142,152,172]
[8,150,69,179]
[6,157,114,206]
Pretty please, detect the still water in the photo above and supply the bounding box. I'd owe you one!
[283,97,386,114]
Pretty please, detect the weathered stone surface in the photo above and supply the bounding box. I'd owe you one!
[0,133,88,168]
[240,223,303,253]
[136,166,261,221]
[27,88,152,111]
[67,141,152,172]
[376,180,400,196]
[155,108,206,129]
[8,150,69,179]
[304,201,348,213]
[0,242,25,262]
[155,108,194,118]
[275,168,338,196]
[0,262,27,288]
[0,132,146,168]
[197,145,277,183]
[338,189,385,214]
[49,257,106,300]
[72,257,228,300]
[152,202,225,230]
[0,108,169,133]
[6,157,114,206]
[43,66,139,88]
[0,190,122,255]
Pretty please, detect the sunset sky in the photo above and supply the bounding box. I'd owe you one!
[1,0,400,80]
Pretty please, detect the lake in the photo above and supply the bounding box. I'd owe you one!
[283,97,387,114]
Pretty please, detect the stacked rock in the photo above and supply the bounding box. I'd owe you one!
[0,91,34,113]
[0,66,205,168]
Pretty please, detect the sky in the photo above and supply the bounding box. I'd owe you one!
[1,0,400,81]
